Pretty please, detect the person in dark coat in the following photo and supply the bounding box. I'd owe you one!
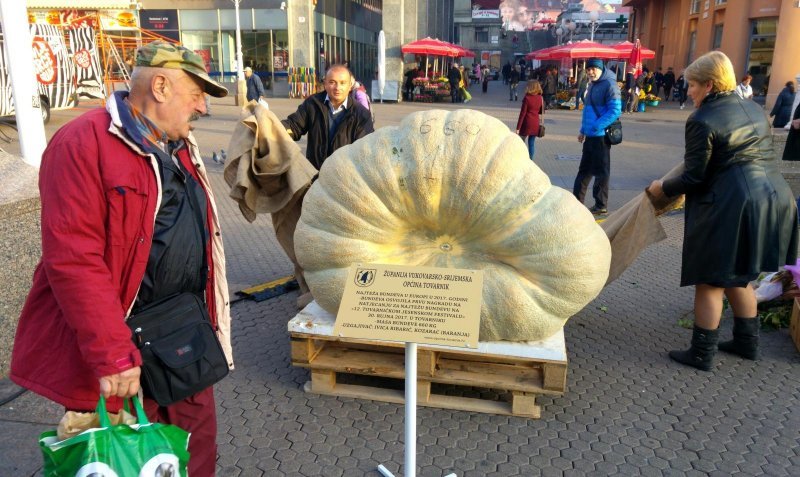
[647,51,798,372]
[663,67,676,101]
[282,64,374,170]
[543,68,557,109]
[509,65,521,101]
[502,61,512,85]
[784,100,800,161]
[769,81,796,128]
[404,65,418,101]
[448,63,462,103]
[515,80,544,160]
[244,66,266,102]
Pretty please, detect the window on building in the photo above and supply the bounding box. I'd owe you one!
[686,30,697,64]
[711,24,723,49]
[181,30,220,77]
[689,0,701,14]
[714,0,726,5]
[475,27,488,43]
[746,18,777,97]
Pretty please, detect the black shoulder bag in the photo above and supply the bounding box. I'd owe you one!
[587,87,623,145]
[126,162,228,407]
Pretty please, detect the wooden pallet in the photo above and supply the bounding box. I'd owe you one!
[288,303,568,418]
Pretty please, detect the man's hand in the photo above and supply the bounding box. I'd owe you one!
[578,134,585,143]
[99,367,141,399]
[792,119,800,130]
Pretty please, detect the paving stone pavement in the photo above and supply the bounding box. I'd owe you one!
[1,81,799,476]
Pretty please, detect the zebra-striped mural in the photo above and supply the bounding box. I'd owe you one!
[0,23,92,117]
[69,26,105,100]
[30,23,77,110]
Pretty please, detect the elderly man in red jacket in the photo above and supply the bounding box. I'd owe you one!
[10,41,232,476]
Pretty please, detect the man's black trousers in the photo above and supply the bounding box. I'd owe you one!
[572,136,611,209]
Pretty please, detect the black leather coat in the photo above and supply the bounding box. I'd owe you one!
[662,92,798,286]
[282,91,374,170]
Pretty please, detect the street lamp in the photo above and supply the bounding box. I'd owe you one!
[565,20,577,42]
[231,0,246,105]
[556,27,564,45]
[587,10,600,42]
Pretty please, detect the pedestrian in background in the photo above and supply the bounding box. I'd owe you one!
[509,65,521,101]
[576,66,588,110]
[770,81,796,128]
[542,68,556,109]
[573,58,622,215]
[244,66,266,102]
[459,65,472,104]
[647,51,797,371]
[624,66,640,114]
[448,63,462,103]
[10,41,233,477]
[515,80,544,160]
[481,64,490,93]
[677,72,689,109]
[735,74,753,99]
[784,100,800,161]
[502,61,512,85]
[282,64,374,170]
[663,67,676,102]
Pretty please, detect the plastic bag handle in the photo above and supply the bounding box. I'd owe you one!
[96,395,150,428]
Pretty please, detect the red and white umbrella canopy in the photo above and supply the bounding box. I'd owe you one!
[401,37,460,57]
[525,44,565,61]
[548,40,619,60]
[454,45,475,58]
[611,40,656,61]
[627,39,644,78]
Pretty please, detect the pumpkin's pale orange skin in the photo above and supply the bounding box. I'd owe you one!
[295,109,611,341]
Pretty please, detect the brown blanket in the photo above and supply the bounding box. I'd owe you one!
[601,162,685,285]
[224,102,318,301]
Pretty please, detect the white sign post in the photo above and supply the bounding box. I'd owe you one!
[336,263,484,477]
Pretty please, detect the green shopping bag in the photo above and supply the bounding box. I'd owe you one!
[39,396,190,476]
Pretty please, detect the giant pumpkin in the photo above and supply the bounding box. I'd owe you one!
[295,109,611,341]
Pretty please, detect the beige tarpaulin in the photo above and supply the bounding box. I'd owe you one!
[601,162,685,285]
[224,102,317,304]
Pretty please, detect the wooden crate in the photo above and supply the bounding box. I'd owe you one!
[288,302,568,418]
[791,298,800,352]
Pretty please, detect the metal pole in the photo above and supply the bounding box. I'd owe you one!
[405,342,417,477]
[0,0,46,167]
[233,0,246,105]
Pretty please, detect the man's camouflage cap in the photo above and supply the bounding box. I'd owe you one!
[135,41,228,98]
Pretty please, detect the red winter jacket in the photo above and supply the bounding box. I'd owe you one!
[10,96,232,411]
[516,93,543,137]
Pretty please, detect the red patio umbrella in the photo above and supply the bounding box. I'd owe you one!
[525,44,565,61]
[454,45,475,58]
[627,39,644,78]
[548,40,619,60]
[401,37,460,57]
[610,41,656,61]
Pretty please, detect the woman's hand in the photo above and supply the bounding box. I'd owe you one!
[515,129,520,135]
[647,179,665,201]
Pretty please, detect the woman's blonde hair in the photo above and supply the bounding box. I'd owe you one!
[525,80,542,95]
[684,51,737,93]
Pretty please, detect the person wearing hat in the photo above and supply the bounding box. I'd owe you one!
[10,40,231,476]
[572,57,622,215]
[244,66,266,102]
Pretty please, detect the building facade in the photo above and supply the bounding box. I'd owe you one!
[622,0,800,108]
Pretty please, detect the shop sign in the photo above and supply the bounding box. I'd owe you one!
[473,10,500,19]
[98,10,138,30]
[139,10,177,31]
[28,9,99,28]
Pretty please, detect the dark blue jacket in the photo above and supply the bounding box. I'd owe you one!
[581,68,622,137]
[246,74,266,101]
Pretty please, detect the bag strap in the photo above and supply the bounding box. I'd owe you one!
[97,395,150,428]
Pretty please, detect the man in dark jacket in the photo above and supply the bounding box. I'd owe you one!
[502,61,512,85]
[448,63,462,103]
[663,67,676,102]
[245,66,266,102]
[573,58,622,215]
[282,64,375,170]
[10,41,231,477]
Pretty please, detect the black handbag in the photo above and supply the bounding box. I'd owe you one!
[127,292,229,406]
[537,102,546,138]
[604,119,623,145]
[587,89,623,145]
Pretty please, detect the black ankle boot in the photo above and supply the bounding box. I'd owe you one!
[718,316,759,360]
[669,325,719,371]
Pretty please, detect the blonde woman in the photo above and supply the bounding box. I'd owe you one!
[647,51,797,371]
[515,80,544,160]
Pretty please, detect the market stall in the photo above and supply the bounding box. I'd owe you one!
[402,38,475,102]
